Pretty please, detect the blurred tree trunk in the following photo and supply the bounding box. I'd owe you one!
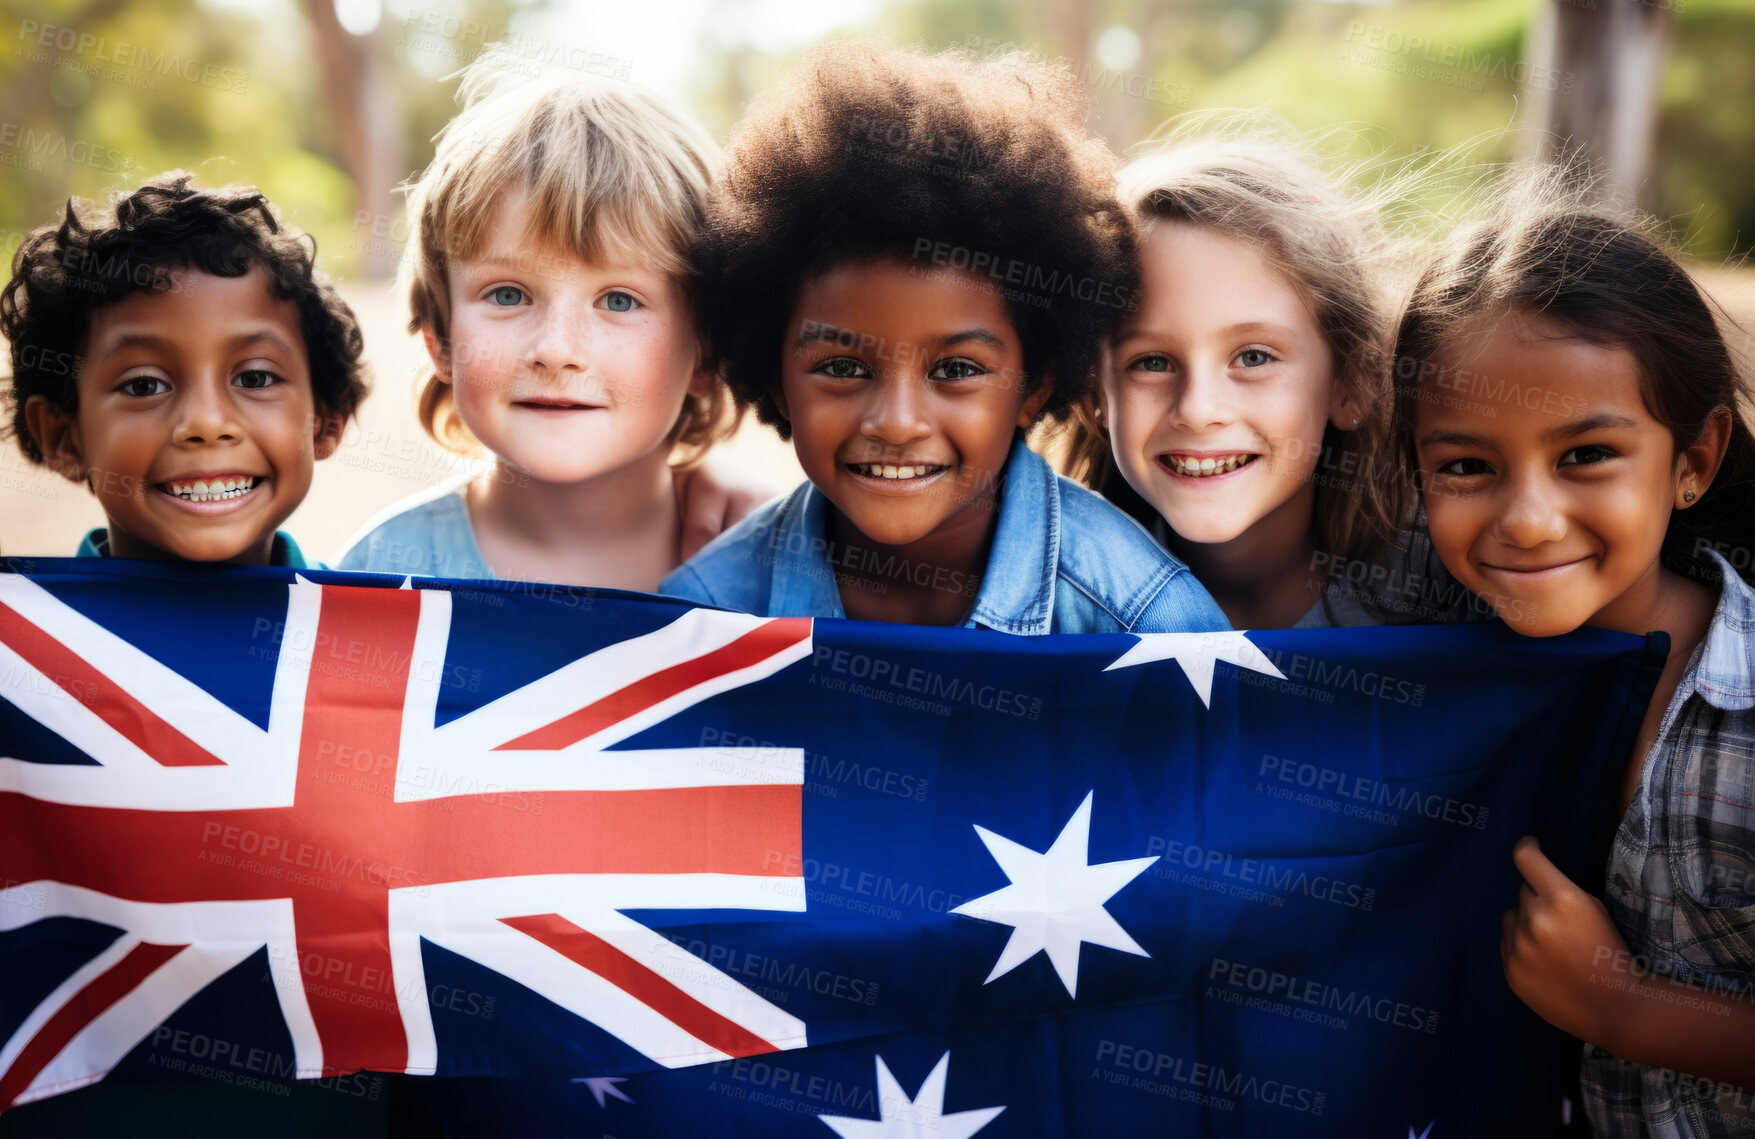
[301,0,404,279]
[1525,0,1674,209]
[1044,0,1094,68]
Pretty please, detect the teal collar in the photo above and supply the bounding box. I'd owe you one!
[75,528,313,569]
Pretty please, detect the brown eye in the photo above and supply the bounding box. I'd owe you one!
[119,376,169,397]
[928,357,985,381]
[815,357,868,380]
[1558,445,1616,467]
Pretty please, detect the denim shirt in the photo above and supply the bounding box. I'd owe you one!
[1581,549,1755,1138]
[660,440,1230,634]
[332,476,498,580]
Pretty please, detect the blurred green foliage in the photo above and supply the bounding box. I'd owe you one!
[0,0,1749,292]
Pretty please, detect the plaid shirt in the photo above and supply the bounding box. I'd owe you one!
[1582,550,1755,1137]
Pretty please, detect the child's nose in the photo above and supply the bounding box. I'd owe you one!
[526,297,591,376]
[175,383,241,444]
[1493,479,1569,548]
[861,376,932,446]
[1169,362,1232,430]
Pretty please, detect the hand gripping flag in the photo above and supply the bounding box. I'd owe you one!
[0,558,1661,1137]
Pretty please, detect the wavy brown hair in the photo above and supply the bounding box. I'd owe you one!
[3,171,369,464]
[1060,134,1402,569]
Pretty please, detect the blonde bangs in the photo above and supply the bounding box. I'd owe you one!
[402,49,723,454]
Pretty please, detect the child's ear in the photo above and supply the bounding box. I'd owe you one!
[1675,405,1734,509]
[311,409,346,461]
[1328,373,1360,432]
[687,352,717,401]
[22,396,88,484]
[1015,376,1054,429]
[771,381,791,424]
[422,326,453,384]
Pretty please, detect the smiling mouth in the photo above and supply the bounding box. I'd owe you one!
[1482,558,1589,576]
[158,475,261,503]
[514,398,605,411]
[845,462,951,481]
[1159,453,1259,478]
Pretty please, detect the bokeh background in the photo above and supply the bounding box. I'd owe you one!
[2,0,1752,559]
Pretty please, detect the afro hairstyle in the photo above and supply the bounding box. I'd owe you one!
[695,42,1137,439]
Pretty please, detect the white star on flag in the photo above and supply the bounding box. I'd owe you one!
[1102,630,1284,707]
[951,792,1157,998]
[570,1075,633,1108]
[818,1051,1003,1138]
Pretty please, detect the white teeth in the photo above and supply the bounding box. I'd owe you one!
[164,476,258,501]
[851,463,943,480]
[1167,454,1254,478]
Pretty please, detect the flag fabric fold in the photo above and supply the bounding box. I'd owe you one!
[0,558,1661,1136]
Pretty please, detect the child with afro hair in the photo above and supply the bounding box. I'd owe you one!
[662,43,1227,633]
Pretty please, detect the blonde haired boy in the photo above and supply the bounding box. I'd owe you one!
[337,51,753,587]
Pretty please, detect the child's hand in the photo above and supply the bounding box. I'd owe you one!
[675,455,784,560]
[1500,835,1633,1049]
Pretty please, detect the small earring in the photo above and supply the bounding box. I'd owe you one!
[1351,416,1361,429]
[1684,490,1697,504]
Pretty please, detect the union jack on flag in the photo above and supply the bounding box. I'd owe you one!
[0,559,1659,1136]
[0,569,815,1108]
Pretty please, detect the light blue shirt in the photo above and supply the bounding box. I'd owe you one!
[333,476,498,580]
[660,440,1230,634]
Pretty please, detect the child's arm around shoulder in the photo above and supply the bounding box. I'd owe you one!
[674,454,788,561]
[657,486,806,616]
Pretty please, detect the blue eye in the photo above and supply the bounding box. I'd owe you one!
[1559,444,1616,466]
[488,285,526,306]
[1129,354,1171,373]
[1236,348,1275,368]
[815,357,868,380]
[600,291,639,313]
[929,357,985,381]
[235,370,283,390]
[118,375,169,397]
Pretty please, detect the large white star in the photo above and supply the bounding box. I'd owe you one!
[1102,631,1284,707]
[950,792,1157,998]
[818,1052,1003,1138]
[569,1076,633,1108]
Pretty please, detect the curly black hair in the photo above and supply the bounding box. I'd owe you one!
[1,171,370,464]
[696,42,1137,439]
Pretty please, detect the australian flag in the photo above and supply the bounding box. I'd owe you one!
[0,558,1660,1136]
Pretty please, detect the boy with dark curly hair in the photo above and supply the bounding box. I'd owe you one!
[3,171,370,567]
[661,43,1227,632]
